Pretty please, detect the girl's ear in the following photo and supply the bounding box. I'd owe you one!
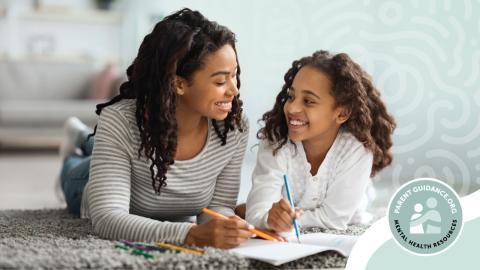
[174,76,187,95]
[335,106,351,124]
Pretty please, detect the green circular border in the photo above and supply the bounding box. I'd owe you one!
[387,178,463,256]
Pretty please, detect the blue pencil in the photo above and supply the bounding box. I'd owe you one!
[283,174,301,243]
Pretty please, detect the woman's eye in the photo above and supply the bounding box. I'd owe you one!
[215,81,226,86]
[304,99,314,104]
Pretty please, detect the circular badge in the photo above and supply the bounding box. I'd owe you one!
[388,178,463,255]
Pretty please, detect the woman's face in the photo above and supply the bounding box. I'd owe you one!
[283,65,349,143]
[176,44,239,121]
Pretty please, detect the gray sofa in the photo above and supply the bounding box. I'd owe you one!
[0,59,110,150]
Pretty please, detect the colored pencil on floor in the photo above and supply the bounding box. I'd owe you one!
[157,242,204,255]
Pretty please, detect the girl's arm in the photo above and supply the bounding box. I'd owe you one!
[245,140,286,229]
[197,118,249,223]
[86,107,194,244]
[300,146,373,230]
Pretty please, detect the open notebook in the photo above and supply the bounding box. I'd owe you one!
[229,232,358,266]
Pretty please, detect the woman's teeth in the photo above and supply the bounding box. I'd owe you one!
[215,101,232,110]
[289,119,308,126]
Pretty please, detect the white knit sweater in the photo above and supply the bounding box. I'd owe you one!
[246,128,373,230]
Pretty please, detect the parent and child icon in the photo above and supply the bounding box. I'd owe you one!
[409,197,441,234]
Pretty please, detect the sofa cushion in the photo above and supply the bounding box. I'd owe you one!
[0,100,100,126]
[0,59,96,100]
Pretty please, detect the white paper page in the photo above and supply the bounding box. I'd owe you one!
[230,239,330,266]
[286,232,358,256]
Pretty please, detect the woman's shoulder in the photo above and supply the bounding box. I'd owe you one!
[96,99,137,144]
[103,99,136,117]
[99,99,137,127]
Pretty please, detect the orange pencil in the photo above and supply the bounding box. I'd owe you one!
[202,208,278,242]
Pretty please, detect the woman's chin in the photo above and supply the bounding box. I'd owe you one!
[209,111,230,121]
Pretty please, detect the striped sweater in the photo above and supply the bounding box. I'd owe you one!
[80,99,248,245]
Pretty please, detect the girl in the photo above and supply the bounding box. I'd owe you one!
[246,50,396,232]
[58,8,254,249]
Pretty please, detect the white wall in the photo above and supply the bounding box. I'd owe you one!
[0,0,124,67]
[133,0,480,205]
[2,0,479,206]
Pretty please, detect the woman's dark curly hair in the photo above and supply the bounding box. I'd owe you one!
[89,8,244,194]
[257,50,396,176]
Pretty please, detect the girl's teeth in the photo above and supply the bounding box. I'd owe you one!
[290,120,307,126]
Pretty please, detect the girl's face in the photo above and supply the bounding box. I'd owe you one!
[283,65,349,143]
[176,44,239,121]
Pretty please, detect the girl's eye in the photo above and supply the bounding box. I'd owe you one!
[286,95,294,101]
[215,81,226,86]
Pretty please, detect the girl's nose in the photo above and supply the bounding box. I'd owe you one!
[286,98,302,114]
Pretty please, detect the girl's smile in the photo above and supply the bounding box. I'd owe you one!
[286,115,309,130]
[283,65,347,144]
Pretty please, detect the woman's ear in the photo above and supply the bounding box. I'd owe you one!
[336,106,351,124]
[174,76,187,95]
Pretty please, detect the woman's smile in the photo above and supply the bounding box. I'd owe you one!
[215,101,233,113]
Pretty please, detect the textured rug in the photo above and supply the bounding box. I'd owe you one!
[0,209,368,269]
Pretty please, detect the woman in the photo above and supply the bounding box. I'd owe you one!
[58,8,253,249]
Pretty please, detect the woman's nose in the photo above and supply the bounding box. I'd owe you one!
[226,78,239,97]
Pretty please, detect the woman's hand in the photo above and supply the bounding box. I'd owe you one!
[184,215,254,249]
[267,198,304,232]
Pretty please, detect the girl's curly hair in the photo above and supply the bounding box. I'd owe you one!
[257,50,396,176]
[89,8,244,194]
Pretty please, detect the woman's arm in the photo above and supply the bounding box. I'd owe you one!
[300,146,373,230]
[197,119,249,223]
[86,106,194,244]
[245,140,286,229]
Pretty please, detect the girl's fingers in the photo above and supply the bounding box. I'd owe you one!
[278,199,296,219]
[280,212,293,226]
[269,212,286,231]
[272,211,293,231]
[295,208,304,218]
[279,199,294,213]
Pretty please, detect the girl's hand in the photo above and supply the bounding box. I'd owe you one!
[267,198,304,232]
[184,215,254,249]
